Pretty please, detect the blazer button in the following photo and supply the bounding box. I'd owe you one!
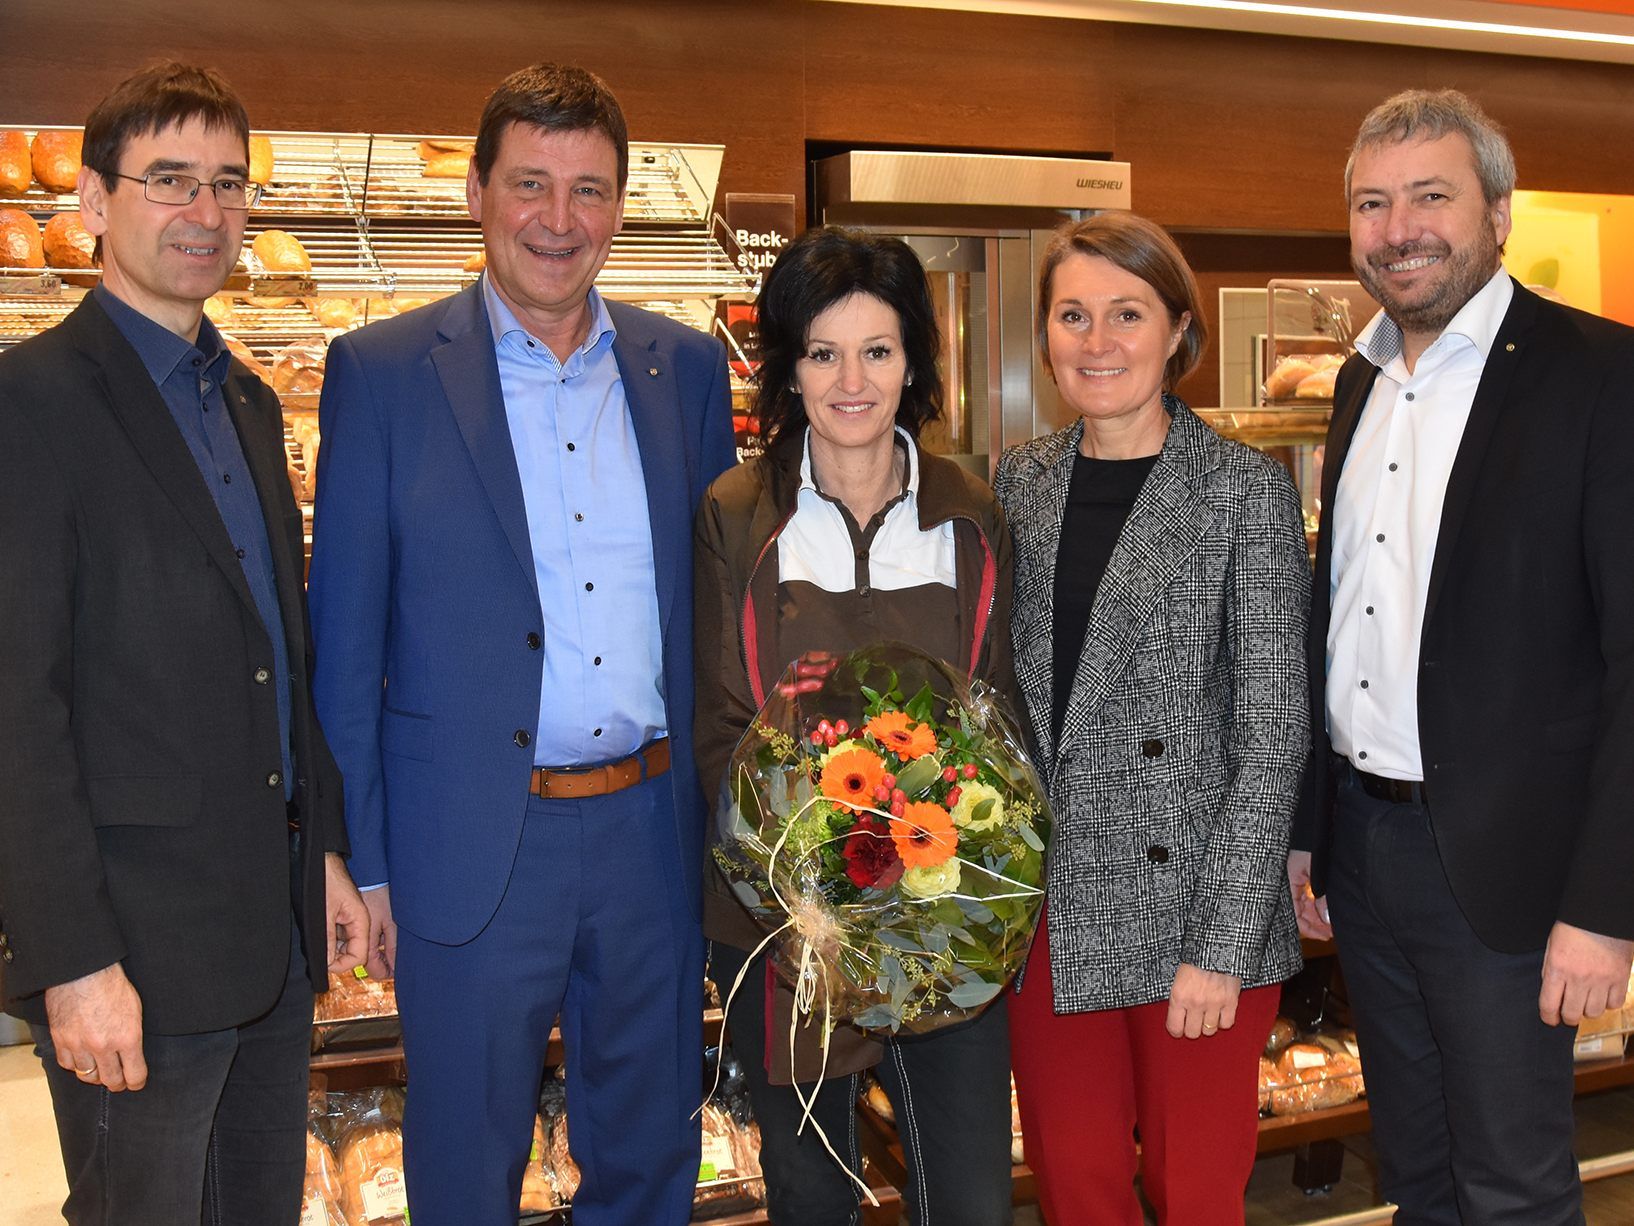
[1141,738,1164,758]
[253,667,271,684]
[514,729,532,748]
[1147,845,1169,864]
[526,633,541,651]
[267,772,282,788]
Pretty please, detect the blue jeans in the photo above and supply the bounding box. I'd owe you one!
[31,920,312,1226]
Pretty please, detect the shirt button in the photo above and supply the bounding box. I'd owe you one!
[1360,679,1369,689]
[593,656,602,666]
[223,473,232,484]
[566,442,576,452]
[1358,751,1369,760]
[1141,738,1164,758]
[1366,606,1374,616]
[858,585,871,597]
[267,772,282,788]
[254,667,270,684]
[593,727,603,737]
[1376,533,1385,543]
[1147,845,1169,864]
[514,729,532,748]
[236,547,246,559]
[1404,392,1415,402]
[1388,463,1399,473]
[584,582,594,592]
[574,513,584,523]
[526,632,541,650]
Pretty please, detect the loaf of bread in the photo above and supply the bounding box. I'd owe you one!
[463,250,486,273]
[0,131,30,197]
[30,130,82,194]
[314,965,395,1023]
[336,1121,408,1226]
[219,331,273,386]
[0,208,45,268]
[1295,367,1338,400]
[252,229,312,274]
[1263,1015,1298,1058]
[42,211,95,269]
[203,294,237,326]
[422,151,471,179]
[248,134,275,186]
[1267,1038,1365,1115]
[272,337,327,397]
[301,1131,347,1226]
[417,138,474,158]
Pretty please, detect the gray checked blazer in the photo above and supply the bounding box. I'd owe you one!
[994,397,1308,1013]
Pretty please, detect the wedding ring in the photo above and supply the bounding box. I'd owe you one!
[75,1065,96,1076]
[1202,1024,1218,1033]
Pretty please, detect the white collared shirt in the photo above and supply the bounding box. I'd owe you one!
[777,427,957,592]
[1326,268,1513,779]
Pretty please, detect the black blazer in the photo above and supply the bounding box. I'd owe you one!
[1295,281,1634,953]
[0,296,346,1032]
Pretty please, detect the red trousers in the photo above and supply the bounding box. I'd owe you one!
[1009,920,1279,1225]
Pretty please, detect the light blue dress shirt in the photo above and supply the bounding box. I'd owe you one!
[482,276,666,766]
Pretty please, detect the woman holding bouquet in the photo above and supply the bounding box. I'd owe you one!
[995,212,1309,1225]
[694,226,1018,1225]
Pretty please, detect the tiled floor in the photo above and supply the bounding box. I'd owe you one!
[4,1038,1633,1224]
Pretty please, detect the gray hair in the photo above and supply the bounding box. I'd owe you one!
[1344,89,1516,204]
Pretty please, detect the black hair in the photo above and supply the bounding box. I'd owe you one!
[82,61,249,186]
[753,226,943,448]
[473,63,628,188]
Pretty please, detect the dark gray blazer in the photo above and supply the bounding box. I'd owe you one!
[995,398,1308,1012]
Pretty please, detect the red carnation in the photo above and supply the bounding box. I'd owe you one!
[841,816,904,890]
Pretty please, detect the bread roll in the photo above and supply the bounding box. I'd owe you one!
[220,331,273,385]
[422,151,471,179]
[302,1131,346,1226]
[1294,367,1338,400]
[42,211,96,269]
[1264,356,1317,401]
[248,134,274,186]
[418,138,474,157]
[203,294,237,326]
[30,130,82,194]
[252,229,312,274]
[0,131,30,197]
[272,338,328,397]
[309,297,358,329]
[463,250,486,274]
[0,208,45,268]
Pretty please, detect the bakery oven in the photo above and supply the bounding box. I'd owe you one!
[812,149,1131,477]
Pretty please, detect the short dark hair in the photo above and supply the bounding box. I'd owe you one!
[753,226,944,449]
[474,63,629,188]
[82,61,249,187]
[1036,211,1206,390]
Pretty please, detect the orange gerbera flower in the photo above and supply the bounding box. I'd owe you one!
[890,801,959,868]
[819,748,887,813]
[865,711,938,760]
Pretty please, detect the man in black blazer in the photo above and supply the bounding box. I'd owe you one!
[1289,88,1634,1224]
[0,64,367,1225]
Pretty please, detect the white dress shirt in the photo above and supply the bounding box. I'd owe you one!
[1326,269,1513,780]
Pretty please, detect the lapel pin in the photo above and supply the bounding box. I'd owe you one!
[1505,343,1516,352]
[648,366,660,377]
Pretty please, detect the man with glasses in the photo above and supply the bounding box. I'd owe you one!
[0,62,368,1225]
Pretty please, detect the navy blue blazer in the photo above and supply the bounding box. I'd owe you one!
[309,284,735,944]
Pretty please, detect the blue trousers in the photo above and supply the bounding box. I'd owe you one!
[394,775,704,1226]
[1327,773,1583,1225]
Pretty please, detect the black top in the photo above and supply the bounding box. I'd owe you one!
[1050,450,1159,745]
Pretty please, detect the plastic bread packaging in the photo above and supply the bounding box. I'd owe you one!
[330,1088,409,1226]
[301,1128,348,1226]
[271,336,328,398]
[1265,1034,1365,1116]
[538,1080,581,1203]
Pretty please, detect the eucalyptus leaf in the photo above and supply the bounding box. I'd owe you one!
[853,1004,903,1031]
[876,929,926,954]
[1019,821,1045,852]
[959,898,996,925]
[947,981,1003,1007]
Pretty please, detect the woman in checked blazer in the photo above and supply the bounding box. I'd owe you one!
[994,213,1309,1225]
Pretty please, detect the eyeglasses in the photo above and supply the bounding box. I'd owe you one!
[110,171,264,210]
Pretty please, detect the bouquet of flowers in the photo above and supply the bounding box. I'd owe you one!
[713,643,1052,1038]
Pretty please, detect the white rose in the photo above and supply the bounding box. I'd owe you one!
[949,781,1005,831]
[901,859,962,898]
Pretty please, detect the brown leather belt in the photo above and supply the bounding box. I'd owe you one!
[1342,758,1429,806]
[529,739,670,800]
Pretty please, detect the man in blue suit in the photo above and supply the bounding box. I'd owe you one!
[308,63,735,1226]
